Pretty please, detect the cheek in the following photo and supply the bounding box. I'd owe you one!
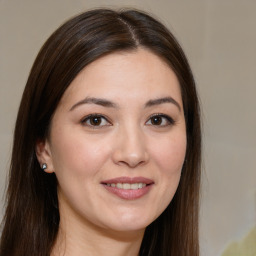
[50,129,111,178]
[152,133,187,176]
[146,131,186,220]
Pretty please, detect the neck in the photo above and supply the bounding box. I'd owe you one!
[51,203,145,256]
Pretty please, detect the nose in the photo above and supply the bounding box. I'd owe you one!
[112,126,149,168]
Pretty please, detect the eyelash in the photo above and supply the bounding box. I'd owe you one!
[146,113,175,127]
[81,114,111,128]
[81,113,175,128]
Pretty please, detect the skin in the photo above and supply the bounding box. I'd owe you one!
[36,48,187,256]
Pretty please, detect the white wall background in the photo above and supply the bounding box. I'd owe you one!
[0,1,255,255]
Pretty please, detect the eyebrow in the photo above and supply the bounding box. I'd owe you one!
[70,97,118,111]
[70,96,181,111]
[145,97,181,111]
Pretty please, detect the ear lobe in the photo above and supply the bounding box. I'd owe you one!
[35,139,54,173]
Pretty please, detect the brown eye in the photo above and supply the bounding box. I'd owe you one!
[151,116,163,125]
[89,116,102,126]
[146,114,175,127]
[82,114,110,127]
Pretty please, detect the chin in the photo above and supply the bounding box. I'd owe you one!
[103,212,155,232]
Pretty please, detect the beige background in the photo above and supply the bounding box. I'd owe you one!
[0,0,255,255]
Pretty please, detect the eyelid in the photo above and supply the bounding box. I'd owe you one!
[146,113,175,126]
[80,113,175,128]
[81,114,112,127]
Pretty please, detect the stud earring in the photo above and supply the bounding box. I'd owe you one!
[42,163,47,170]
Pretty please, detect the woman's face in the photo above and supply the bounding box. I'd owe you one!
[40,48,186,232]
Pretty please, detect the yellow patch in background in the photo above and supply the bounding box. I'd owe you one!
[222,227,256,256]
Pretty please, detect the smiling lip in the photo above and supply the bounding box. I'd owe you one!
[101,176,154,200]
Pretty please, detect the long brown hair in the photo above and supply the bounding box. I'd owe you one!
[0,8,201,256]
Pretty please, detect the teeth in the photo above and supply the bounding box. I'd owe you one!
[106,183,146,190]
[123,183,130,189]
[130,183,137,189]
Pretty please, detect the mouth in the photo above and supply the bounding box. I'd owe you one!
[105,183,147,190]
[101,176,154,200]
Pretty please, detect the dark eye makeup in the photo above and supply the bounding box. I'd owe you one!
[81,113,175,128]
[81,114,111,127]
[146,113,175,126]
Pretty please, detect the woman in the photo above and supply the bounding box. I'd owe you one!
[0,8,201,256]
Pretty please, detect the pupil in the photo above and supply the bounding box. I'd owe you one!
[152,116,162,125]
[90,117,101,126]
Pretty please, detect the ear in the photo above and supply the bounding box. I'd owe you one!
[35,139,54,173]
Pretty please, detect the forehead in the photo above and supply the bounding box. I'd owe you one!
[59,48,182,108]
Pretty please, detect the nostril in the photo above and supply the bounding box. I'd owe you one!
[112,134,149,167]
